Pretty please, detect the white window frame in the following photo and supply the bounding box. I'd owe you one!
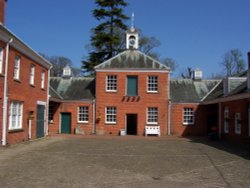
[78,106,89,123]
[147,107,158,125]
[29,65,35,85]
[147,76,158,93]
[235,113,241,135]
[14,56,20,80]
[183,108,194,125]
[8,101,23,130]
[41,71,45,89]
[0,47,3,74]
[106,75,117,92]
[105,107,117,124]
[224,107,229,133]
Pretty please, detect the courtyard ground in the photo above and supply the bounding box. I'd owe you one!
[0,135,249,188]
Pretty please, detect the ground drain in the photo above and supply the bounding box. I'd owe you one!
[152,177,161,181]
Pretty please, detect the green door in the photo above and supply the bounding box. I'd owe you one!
[61,113,71,134]
[36,105,45,138]
[127,76,138,96]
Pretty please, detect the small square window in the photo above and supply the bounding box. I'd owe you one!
[147,76,158,92]
[183,108,194,125]
[106,75,117,92]
[147,107,158,124]
[14,56,21,80]
[106,107,116,124]
[78,106,89,123]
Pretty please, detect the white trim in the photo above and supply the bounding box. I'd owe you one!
[0,24,52,69]
[96,69,169,73]
[106,75,117,92]
[147,75,158,93]
[37,100,46,106]
[105,107,117,124]
[146,107,158,125]
[201,80,222,102]
[77,106,89,123]
[0,47,3,74]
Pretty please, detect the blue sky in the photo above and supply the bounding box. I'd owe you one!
[5,0,250,78]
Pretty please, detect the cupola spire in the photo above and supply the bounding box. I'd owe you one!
[126,13,139,50]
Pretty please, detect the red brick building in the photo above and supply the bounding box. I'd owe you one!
[0,0,52,145]
[203,52,250,143]
[48,66,95,135]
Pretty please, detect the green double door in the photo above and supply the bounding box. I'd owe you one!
[61,113,71,134]
[36,105,45,138]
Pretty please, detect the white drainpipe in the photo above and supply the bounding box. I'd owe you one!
[46,68,51,136]
[92,99,96,134]
[167,72,171,135]
[2,38,13,146]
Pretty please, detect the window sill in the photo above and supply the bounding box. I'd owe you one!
[183,123,194,126]
[41,88,46,91]
[30,84,35,88]
[78,121,89,124]
[106,90,117,93]
[0,73,4,77]
[146,123,158,125]
[14,79,21,83]
[8,129,24,133]
[105,122,117,125]
[147,91,158,94]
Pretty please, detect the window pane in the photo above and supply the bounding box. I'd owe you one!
[106,107,116,123]
[148,76,158,92]
[127,76,138,96]
[183,108,194,125]
[106,75,117,91]
[78,106,89,122]
[147,107,158,124]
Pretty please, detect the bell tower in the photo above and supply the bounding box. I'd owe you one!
[126,13,139,50]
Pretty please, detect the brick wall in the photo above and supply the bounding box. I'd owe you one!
[171,103,208,136]
[48,101,94,135]
[95,71,169,136]
[5,47,49,145]
[220,99,250,143]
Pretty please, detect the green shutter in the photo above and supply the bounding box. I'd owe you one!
[127,76,138,96]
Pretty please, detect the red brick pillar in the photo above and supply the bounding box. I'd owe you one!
[0,0,6,25]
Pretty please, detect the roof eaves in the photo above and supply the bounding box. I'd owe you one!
[0,23,52,69]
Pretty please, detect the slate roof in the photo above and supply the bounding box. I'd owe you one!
[49,77,95,101]
[170,79,220,103]
[203,71,250,102]
[95,50,169,70]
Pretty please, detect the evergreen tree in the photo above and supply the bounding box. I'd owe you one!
[83,0,129,72]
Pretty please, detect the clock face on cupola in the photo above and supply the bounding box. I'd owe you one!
[126,13,139,50]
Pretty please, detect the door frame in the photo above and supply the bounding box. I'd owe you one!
[60,112,71,134]
[126,113,138,135]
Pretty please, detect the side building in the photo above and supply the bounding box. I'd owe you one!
[48,66,95,135]
[0,0,52,145]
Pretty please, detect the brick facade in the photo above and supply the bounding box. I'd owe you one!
[48,101,94,135]
[0,0,6,24]
[95,71,169,136]
[170,103,209,136]
[220,99,250,143]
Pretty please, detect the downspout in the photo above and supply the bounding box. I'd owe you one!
[168,100,171,135]
[218,102,222,139]
[2,38,13,146]
[167,72,171,135]
[46,68,51,136]
[92,99,96,134]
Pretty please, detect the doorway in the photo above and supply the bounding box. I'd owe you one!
[61,113,71,134]
[36,104,45,138]
[126,114,137,135]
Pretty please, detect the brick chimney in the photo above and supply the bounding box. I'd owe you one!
[247,52,250,90]
[0,0,6,25]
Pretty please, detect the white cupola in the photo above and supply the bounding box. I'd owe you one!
[126,13,139,50]
[62,65,72,78]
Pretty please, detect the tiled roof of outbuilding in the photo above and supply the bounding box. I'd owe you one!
[95,50,169,70]
[170,79,220,103]
[49,77,95,101]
